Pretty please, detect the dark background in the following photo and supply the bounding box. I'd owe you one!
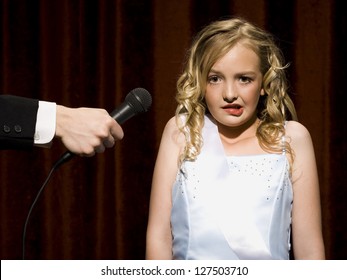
[0,0,346,259]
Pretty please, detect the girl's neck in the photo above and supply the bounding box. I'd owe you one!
[214,115,265,156]
[215,114,259,143]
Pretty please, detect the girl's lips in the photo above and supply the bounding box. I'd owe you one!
[222,104,244,116]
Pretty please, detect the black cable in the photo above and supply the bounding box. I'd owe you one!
[22,152,74,260]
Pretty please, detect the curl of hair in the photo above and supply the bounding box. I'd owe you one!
[175,17,298,166]
[257,44,297,165]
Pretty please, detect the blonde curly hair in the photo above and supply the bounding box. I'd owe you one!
[175,17,297,164]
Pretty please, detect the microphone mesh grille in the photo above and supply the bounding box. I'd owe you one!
[126,88,152,113]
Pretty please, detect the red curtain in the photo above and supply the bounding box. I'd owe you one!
[0,0,345,259]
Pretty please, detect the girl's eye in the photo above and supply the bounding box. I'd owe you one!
[239,76,252,84]
[208,75,221,84]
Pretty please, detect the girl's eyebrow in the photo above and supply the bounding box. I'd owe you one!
[208,68,221,74]
[209,68,257,76]
[208,69,227,77]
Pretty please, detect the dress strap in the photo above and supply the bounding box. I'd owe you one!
[282,121,287,155]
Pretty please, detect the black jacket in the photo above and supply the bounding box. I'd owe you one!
[0,95,38,149]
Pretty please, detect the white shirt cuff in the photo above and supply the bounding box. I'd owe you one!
[34,101,56,145]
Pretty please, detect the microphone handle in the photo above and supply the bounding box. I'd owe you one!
[110,102,136,124]
[53,150,74,169]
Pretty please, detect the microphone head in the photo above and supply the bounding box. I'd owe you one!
[125,87,152,114]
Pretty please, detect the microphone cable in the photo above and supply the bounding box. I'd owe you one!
[22,153,73,260]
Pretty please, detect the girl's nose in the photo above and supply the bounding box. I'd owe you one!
[223,85,237,102]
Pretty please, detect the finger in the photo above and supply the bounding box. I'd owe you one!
[94,144,106,154]
[110,121,124,140]
[82,151,96,157]
[103,135,115,148]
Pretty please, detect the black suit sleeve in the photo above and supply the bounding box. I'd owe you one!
[0,95,39,149]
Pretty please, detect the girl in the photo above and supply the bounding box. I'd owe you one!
[146,17,325,259]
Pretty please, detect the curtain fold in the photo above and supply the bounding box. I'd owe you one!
[0,0,345,259]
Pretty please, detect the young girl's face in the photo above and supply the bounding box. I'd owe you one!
[205,42,264,129]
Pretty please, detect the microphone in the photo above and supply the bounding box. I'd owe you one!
[54,87,152,168]
[110,87,152,123]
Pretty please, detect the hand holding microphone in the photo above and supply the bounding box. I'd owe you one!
[55,106,124,156]
[55,88,152,167]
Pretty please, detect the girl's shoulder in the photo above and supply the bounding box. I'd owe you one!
[162,116,186,148]
[164,116,181,135]
[285,120,313,147]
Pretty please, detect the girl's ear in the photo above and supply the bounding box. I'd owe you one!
[260,88,265,96]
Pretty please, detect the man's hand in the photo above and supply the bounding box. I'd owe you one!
[55,105,124,156]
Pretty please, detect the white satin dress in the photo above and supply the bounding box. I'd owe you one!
[171,115,293,259]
